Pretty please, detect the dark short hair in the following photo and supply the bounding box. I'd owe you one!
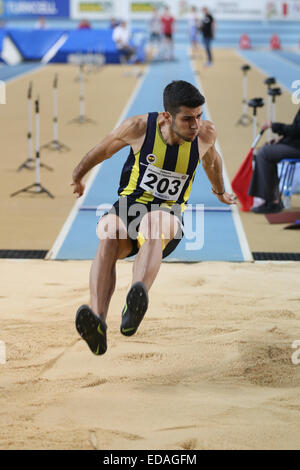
[163,80,205,116]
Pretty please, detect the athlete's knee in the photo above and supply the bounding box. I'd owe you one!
[159,212,179,241]
[138,211,179,249]
[139,211,163,240]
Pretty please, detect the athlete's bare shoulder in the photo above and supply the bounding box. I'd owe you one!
[116,114,148,145]
[198,120,217,145]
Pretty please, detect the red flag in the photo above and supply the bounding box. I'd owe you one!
[231,148,254,211]
[231,130,264,212]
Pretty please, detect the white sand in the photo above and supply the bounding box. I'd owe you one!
[0,259,300,450]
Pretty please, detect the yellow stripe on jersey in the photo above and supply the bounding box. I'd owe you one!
[176,141,192,212]
[175,141,191,174]
[120,150,140,197]
[136,119,167,203]
[153,117,168,168]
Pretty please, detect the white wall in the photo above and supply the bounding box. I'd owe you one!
[70,0,300,20]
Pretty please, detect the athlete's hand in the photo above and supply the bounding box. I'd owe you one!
[214,191,237,205]
[70,180,85,198]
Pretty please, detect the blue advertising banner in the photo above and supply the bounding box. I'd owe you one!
[0,0,70,18]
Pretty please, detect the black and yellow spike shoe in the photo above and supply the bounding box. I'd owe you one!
[120,282,148,337]
[75,305,107,355]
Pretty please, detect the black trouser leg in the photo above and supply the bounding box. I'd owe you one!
[249,143,300,201]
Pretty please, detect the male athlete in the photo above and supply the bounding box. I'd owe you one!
[71,80,235,356]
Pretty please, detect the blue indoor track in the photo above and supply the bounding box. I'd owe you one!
[50,45,250,262]
[238,49,300,94]
[0,63,43,82]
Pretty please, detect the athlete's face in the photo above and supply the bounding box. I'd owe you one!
[171,106,203,142]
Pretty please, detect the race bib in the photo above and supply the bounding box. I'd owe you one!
[140,164,188,201]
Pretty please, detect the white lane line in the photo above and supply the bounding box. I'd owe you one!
[42,34,68,64]
[190,56,253,262]
[47,65,150,260]
[79,205,233,212]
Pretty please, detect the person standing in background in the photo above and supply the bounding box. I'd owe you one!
[200,7,215,66]
[188,6,201,58]
[160,6,175,61]
[148,7,162,61]
[113,20,137,64]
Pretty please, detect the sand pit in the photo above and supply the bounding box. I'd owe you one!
[0,259,300,450]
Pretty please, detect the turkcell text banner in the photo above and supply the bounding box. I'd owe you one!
[0,0,70,18]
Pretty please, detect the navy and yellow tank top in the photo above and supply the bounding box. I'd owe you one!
[118,112,200,211]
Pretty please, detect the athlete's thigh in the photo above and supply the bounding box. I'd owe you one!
[139,210,180,245]
[97,213,133,259]
[97,213,126,239]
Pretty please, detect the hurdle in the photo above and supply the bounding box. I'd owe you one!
[73,51,89,82]
[41,74,70,152]
[11,97,54,199]
[236,64,253,126]
[85,48,94,74]
[85,48,100,74]
[18,81,34,171]
[248,97,264,141]
[92,50,105,73]
[72,48,105,76]
[69,63,96,125]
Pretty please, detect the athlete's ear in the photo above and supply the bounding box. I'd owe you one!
[162,111,172,122]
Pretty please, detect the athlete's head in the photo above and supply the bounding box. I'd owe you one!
[163,80,205,142]
[163,80,205,116]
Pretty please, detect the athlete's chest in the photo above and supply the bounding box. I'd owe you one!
[139,164,188,201]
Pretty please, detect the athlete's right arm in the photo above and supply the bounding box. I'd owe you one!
[71,115,147,197]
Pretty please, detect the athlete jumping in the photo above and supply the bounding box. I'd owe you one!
[71,80,235,355]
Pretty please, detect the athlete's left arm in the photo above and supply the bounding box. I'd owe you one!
[201,143,236,206]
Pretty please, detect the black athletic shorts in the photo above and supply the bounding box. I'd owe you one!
[99,196,184,259]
